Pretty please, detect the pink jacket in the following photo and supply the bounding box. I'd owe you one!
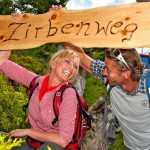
[0,60,78,142]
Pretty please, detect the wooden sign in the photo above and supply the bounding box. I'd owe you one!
[0,2,150,50]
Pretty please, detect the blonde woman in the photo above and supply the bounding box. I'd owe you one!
[0,49,80,150]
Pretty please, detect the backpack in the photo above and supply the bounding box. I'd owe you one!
[140,54,150,68]
[26,77,92,150]
[52,84,92,150]
[140,54,150,107]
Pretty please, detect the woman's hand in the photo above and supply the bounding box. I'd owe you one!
[11,12,20,20]
[49,5,62,11]
[9,129,30,138]
[0,50,11,65]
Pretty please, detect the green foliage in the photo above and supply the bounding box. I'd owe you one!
[11,54,47,75]
[0,0,69,15]
[0,0,14,15]
[83,49,106,107]
[0,134,25,150]
[0,74,28,132]
[93,48,106,61]
[13,0,69,14]
[10,44,58,75]
[84,74,106,107]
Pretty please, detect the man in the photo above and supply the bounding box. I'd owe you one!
[64,43,150,150]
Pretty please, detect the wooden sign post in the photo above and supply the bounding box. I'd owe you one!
[0,2,150,50]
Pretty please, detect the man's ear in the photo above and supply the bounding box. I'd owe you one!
[123,71,131,79]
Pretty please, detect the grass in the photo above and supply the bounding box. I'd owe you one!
[109,133,125,150]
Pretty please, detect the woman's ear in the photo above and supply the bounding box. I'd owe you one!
[49,60,56,70]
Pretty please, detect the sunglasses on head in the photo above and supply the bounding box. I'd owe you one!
[112,49,131,71]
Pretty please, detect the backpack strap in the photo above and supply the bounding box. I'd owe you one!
[22,76,39,112]
[28,76,39,100]
[52,84,82,125]
[52,85,90,126]
[52,84,70,125]
[26,76,39,106]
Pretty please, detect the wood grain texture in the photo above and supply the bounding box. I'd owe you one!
[0,2,150,50]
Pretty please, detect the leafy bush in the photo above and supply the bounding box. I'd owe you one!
[0,74,28,132]
[83,49,106,107]
[84,74,106,107]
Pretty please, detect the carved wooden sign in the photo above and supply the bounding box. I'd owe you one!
[0,2,150,50]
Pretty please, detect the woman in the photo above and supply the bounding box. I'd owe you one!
[0,49,80,150]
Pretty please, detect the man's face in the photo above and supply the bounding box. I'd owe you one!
[102,57,126,86]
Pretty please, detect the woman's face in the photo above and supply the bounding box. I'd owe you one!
[52,56,79,82]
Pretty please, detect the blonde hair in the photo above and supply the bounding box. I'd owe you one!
[49,50,80,77]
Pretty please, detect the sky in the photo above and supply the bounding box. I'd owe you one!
[66,0,150,54]
[66,0,136,9]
